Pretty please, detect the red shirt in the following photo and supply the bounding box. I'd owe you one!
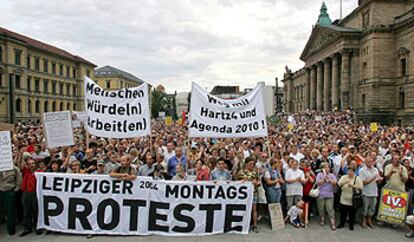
[197,167,210,181]
[26,144,35,154]
[21,168,37,193]
[303,167,315,196]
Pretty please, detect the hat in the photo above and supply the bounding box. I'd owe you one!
[349,145,355,149]
[97,160,105,166]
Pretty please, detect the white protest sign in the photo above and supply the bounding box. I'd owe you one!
[43,111,74,148]
[84,77,151,138]
[72,111,86,128]
[36,173,253,236]
[189,82,268,138]
[0,131,13,172]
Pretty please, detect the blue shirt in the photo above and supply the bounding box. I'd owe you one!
[168,156,187,176]
[211,168,232,181]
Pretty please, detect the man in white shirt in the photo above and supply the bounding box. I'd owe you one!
[290,146,305,162]
[285,158,305,209]
[163,142,176,163]
[359,155,382,228]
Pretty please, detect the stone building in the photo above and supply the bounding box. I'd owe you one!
[0,27,96,123]
[94,65,144,90]
[282,0,414,125]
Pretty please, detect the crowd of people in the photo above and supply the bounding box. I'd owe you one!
[1,111,414,237]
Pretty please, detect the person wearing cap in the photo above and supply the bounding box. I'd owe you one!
[92,160,108,175]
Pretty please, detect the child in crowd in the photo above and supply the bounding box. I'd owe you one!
[286,200,305,228]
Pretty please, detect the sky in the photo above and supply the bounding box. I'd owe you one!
[0,0,358,92]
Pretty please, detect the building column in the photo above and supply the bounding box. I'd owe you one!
[304,68,310,110]
[316,62,323,111]
[323,58,331,111]
[310,66,316,110]
[331,54,339,110]
[341,50,351,110]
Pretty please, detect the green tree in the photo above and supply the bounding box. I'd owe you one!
[151,89,167,118]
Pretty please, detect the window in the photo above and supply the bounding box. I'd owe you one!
[72,86,77,96]
[59,102,63,111]
[52,80,57,94]
[400,92,405,109]
[0,73,2,87]
[15,98,22,112]
[44,101,49,112]
[59,64,63,76]
[361,94,366,111]
[66,103,70,110]
[52,101,56,112]
[35,100,40,113]
[0,46,2,62]
[73,103,76,111]
[28,99,32,113]
[27,56,31,69]
[106,80,111,89]
[72,69,76,78]
[34,79,40,93]
[35,58,40,71]
[14,50,21,65]
[15,75,21,89]
[43,80,49,93]
[362,10,370,28]
[52,63,56,74]
[401,58,407,76]
[86,70,90,77]
[66,66,70,78]
[66,83,70,96]
[43,59,48,73]
[27,76,31,91]
[59,82,64,95]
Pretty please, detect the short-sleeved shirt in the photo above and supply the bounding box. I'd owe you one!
[315,172,337,198]
[338,175,363,206]
[285,168,305,196]
[138,164,155,177]
[359,166,379,196]
[384,164,408,192]
[115,165,137,176]
[238,169,260,196]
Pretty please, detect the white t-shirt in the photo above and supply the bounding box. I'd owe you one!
[290,152,305,162]
[359,166,379,197]
[163,150,176,163]
[285,168,305,196]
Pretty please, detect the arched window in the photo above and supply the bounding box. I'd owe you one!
[35,100,40,113]
[66,102,70,110]
[60,102,64,111]
[73,103,76,111]
[52,101,56,112]
[15,98,22,112]
[44,101,49,112]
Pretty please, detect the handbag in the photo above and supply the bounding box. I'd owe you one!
[352,177,363,208]
[309,181,320,198]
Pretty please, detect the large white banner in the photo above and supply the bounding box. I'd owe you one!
[0,131,13,172]
[189,82,268,138]
[36,173,253,236]
[84,77,150,138]
[43,111,74,148]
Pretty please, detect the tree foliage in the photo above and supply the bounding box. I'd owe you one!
[151,89,168,118]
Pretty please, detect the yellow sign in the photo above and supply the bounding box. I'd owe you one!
[377,188,409,224]
[165,116,172,126]
[287,123,293,131]
[370,122,378,132]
